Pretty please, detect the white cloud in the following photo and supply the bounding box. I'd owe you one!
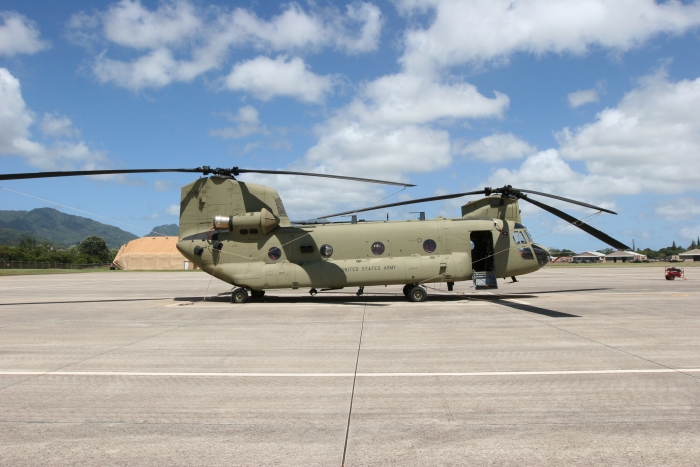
[70,1,382,90]
[558,70,700,193]
[655,198,700,221]
[0,68,108,171]
[154,180,174,192]
[102,0,201,49]
[680,225,700,242]
[209,105,268,139]
[224,56,334,103]
[398,0,700,73]
[307,122,451,179]
[455,133,536,161]
[164,204,180,216]
[347,72,509,125]
[568,89,599,108]
[0,11,49,57]
[39,113,79,138]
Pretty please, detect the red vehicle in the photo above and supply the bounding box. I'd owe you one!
[665,267,685,280]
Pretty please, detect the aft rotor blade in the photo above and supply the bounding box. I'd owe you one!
[0,167,413,186]
[0,168,199,181]
[236,169,414,187]
[320,190,487,218]
[520,195,629,250]
[510,188,617,215]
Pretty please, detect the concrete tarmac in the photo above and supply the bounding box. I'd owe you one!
[0,267,698,466]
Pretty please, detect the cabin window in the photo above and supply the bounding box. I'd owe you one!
[300,245,314,254]
[371,241,385,255]
[519,247,534,260]
[423,239,436,253]
[249,228,259,234]
[513,231,527,244]
[320,244,333,258]
[268,247,282,260]
[239,229,249,235]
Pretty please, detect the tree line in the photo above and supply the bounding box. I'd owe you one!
[0,235,116,264]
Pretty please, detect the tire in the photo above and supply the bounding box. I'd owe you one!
[250,290,265,298]
[665,275,675,281]
[402,284,414,296]
[231,288,249,303]
[407,285,427,302]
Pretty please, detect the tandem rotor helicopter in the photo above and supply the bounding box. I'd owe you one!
[1,166,629,303]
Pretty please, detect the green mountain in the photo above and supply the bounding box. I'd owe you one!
[146,223,179,237]
[0,208,138,248]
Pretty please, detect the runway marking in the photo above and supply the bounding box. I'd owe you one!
[1,369,699,377]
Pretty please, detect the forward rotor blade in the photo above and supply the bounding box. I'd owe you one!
[320,190,487,218]
[510,188,617,214]
[0,168,199,181]
[236,169,414,187]
[520,195,629,250]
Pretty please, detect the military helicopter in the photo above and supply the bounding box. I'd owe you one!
[1,166,629,303]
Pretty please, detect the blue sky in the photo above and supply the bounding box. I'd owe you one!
[1,0,700,252]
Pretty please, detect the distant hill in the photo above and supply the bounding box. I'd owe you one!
[146,224,179,237]
[0,208,138,248]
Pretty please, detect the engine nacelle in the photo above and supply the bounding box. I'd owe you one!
[213,207,279,234]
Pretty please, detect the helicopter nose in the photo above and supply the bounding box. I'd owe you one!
[531,244,550,268]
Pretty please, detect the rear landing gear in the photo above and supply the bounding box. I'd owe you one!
[231,287,249,304]
[250,290,265,299]
[309,288,318,296]
[403,284,415,296]
[407,285,427,302]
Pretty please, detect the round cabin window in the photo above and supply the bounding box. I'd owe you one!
[320,244,333,258]
[423,239,436,253]
[371,241,385,255]
[268,246,282,260]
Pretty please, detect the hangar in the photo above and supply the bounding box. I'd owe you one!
[680,248,700,262]
[572,251,606,263]
[112,236,195,270]
[604,251,647,263]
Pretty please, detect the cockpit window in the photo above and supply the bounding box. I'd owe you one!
[513,231,527,244]
[524,229,533,242]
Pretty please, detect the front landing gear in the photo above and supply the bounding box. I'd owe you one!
[356,286,364,297]
[309,288,318,296]
[231,287,249,304]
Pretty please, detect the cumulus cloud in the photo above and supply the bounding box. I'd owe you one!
[568,89,599,108]
[557,70,700,193]
[0,68,108,171]
[455,133,536,161]
[224,56,334,103]
[209,105,269,139]
[39,113,79,138]
[0,11,49,57]
[69,0,382,91]
[398,0,700,73]
[654,198,700,221]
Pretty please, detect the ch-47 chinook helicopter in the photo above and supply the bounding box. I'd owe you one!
[1,166,629,303]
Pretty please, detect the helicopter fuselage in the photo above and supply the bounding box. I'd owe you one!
[174,178,549,291]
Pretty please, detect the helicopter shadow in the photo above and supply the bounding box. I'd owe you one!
[174,291,577,316]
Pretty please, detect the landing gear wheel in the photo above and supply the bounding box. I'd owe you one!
[407,285,427,302]
[250,290,265,299]
[665,275,675,280]
[231,287,249,304]
[402,284,414,296]
[356,286,364,297]
[309,288,318,296]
